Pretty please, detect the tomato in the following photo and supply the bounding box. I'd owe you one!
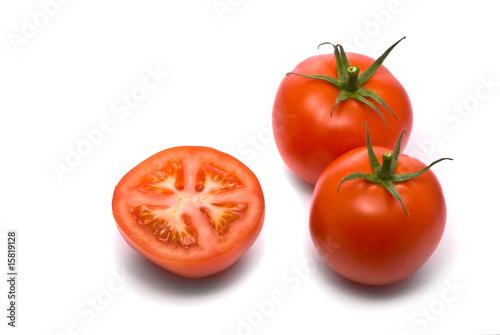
[112,146,265,278]
[273,38,413,184]
[309,128,449,286]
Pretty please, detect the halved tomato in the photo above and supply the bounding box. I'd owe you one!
[112,146,265,278]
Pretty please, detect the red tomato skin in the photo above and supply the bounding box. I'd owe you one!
[309,147,446,286]
[115,216,264,278]
[112,146,265,279]
[273,52,413,184]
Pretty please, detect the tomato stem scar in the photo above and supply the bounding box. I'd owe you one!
[337,123,452,215]
[346,66,360,92]
[285,37,406,127]
[377,153,394,181]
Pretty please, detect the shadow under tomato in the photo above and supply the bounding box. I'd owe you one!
[283,166,315,195]
[314,218,457,300]
[311,250,436,300]
[115,233,265,299]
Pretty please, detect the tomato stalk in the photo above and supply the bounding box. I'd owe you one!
[346,66,360,92]
[286,37,406,127]
[337,123,452,215]
[377,153,395,181]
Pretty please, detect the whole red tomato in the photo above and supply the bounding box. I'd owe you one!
[112,146,265,278]
[309,127,449,285]
[273,38,413,184]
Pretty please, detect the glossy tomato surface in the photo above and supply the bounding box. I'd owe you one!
[112,146,265,278]
[310,146,446,286]
[273,52,413,184]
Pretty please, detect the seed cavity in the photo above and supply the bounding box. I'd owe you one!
[200,202,247,236]
[133,205,197,247]
[195,163,243,194]
[138,160,184,194]
[133,161,248,246]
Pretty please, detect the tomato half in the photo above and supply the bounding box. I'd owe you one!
[273,50,413,184]
[112,146,265,278]
[309,146,446,286]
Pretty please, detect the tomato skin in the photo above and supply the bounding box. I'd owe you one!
[273,52,413,184]
[114,219,263,278]
[112,146,265,278]
[309,147,446,286]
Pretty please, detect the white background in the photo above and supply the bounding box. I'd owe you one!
[1,1,499,334]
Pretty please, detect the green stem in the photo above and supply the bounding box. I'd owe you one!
[377,153,394,180]
[285,38,405,122]
[346,66,359,92]
[338,124,451,216]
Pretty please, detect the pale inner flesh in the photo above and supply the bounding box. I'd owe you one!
[132,161,248,248]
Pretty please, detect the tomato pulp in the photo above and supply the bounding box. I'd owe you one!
[112,146,265,278]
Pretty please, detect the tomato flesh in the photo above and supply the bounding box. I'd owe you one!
[112,146,265,278]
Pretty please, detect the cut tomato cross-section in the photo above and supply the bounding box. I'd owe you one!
[112,146,265,278]
[132,204,198,247]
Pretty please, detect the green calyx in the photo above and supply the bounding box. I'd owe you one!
[286,37,406,127]
[337,123,452,215]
